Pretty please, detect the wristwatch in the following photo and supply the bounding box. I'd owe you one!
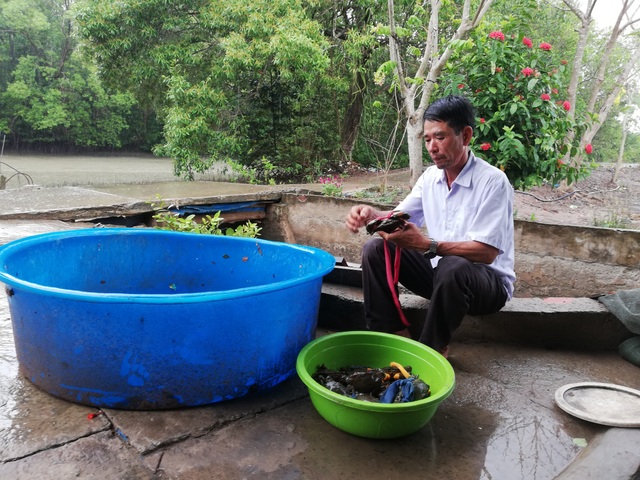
[423,238,438,259]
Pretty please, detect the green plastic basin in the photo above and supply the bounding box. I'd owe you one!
[296,331,455,439]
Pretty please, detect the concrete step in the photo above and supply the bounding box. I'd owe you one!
[318,283,633,350]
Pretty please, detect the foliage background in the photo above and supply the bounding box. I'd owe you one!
[0,0,638,187]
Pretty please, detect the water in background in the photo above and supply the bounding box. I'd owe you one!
[0,154,239,189]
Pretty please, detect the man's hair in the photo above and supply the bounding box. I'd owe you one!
[423,95,475,134]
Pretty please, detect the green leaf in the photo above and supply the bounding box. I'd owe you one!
[572,438,588,448]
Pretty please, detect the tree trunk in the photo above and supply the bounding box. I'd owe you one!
[386,0,494,186]
[577,47,639,167]
[406,119,424,181]
[561,0,639,177]
[614,113,628,183]
[340,69,366,162]
[585,8,627,114]
[561,0,593,156]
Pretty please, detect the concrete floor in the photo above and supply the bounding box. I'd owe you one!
[1,227,639,480]
[0,160,639,479]
[1,295,639,479]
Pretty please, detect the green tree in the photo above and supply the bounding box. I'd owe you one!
[0,0,137,149]
[557,0,640,171]
[77,0,341,181]
[308,0,384,164]
[375,0,496,185]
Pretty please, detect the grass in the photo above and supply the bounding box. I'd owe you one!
[593,211,631,229]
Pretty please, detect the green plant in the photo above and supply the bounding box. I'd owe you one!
[318,175,344,197]
[148,196,261,238]
[593,212,630,229]
[441,29,593,190]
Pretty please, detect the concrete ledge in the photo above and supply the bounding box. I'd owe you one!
[318,284,633,350]
[457,297,631,350]
[555,428,640,479]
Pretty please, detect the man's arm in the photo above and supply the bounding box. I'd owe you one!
[380,222,499,264]
[435,239,499,264]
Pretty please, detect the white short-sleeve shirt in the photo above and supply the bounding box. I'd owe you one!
[396,151,516,298]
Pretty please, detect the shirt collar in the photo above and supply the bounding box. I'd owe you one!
[436,150,476,188]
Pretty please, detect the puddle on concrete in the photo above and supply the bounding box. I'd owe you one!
[481,415,577,479]
[0,302,19,432]
[0,305,27,459]
[0,302,109,463]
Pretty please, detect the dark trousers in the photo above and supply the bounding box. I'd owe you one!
[361,237,508,351]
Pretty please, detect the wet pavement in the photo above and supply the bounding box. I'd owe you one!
[0,163,639,479]
[1,281,639,480]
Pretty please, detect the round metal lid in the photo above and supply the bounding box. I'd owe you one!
[555,382,640,427]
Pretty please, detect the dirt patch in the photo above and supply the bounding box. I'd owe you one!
[513,164,640,230]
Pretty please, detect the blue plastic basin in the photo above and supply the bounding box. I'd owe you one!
[0,228,335,409]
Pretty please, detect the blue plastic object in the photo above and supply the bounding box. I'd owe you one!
[0,228,335,410]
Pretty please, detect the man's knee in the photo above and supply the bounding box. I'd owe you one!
[362,236,385,261]
[437,255,473,272]
[434,256,474,285]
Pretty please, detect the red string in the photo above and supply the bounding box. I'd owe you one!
[383,239,410,327]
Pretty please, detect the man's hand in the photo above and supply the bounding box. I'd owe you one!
[379,222,429,251]
[345,205,389,233]
[365,211,410,235]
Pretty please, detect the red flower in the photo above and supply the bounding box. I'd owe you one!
[561,59,568,65]
[522,37,533,48]
[585,144,593,154]
[563,100,571,111]
[480,143,491,151]
[458,83,465,89]
[552,88,559,95]
[479,118,486,123]
[489,31,505,41]
[539,42,552,51]
[540,93,551,101]
[495,66,503,73]
[521,67,534,77]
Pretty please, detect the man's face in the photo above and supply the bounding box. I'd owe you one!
[423,120,471,170]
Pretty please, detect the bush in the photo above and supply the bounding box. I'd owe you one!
[440,30,592,190]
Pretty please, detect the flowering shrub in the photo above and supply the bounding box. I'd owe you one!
[318,175,344,197]
[521,67,534,77]
[440,30,591,189]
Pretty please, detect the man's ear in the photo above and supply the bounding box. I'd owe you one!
[462,125,473,146]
